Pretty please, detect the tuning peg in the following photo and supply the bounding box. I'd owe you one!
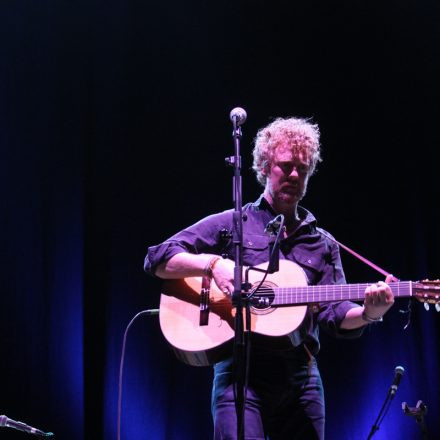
[435,304,440,312]
[424,303,430,311]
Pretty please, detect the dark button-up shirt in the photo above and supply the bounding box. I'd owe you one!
[144,196,363,355]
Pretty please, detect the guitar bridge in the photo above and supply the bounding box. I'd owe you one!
[199,276,211,326]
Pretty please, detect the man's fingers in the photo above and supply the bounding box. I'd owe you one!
[365,282,394,305]
[385,274,398,283]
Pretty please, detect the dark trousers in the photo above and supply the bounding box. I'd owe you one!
[211,349,325,440]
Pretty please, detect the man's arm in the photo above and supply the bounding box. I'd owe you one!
[155,252,215,278]
[155,252,236,295]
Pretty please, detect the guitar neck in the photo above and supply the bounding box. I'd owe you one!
[272,281,414,305]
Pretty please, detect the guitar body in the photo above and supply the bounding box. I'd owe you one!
[160,259,308,366]
[159,261,438,366]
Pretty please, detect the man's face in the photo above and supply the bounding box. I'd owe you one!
[263,147,311,208]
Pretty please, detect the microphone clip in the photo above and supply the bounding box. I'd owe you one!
[265,215,285,274]
[264,215,284,236]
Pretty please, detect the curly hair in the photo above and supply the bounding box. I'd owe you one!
[252,117,322,186]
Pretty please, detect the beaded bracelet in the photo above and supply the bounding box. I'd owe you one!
[204,256,222,278]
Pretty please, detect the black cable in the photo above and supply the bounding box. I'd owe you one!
[117,309,159,440]
[247,214,285,300]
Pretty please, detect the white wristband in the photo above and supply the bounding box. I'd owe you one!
[362,308,383,323]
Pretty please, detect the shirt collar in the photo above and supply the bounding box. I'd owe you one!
[252,194,317,228]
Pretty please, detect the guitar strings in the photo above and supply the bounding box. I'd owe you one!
[207,281,414,307]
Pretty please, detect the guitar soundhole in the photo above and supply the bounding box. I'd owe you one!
[249,281,276,315]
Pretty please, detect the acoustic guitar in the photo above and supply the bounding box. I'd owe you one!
[160,259,440,366]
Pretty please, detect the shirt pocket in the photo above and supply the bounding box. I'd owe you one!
[242,233,270,266]
[294,253,325,285]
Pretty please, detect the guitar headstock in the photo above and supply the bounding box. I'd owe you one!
[413,280,440,311]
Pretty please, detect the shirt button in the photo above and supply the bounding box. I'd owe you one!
[307,259,312,264]
[248,241,253,246]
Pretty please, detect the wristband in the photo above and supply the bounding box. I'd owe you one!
[362,308,383,323]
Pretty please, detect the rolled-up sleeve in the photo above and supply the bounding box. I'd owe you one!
[144,211,231,276]
[317,300,364,339]
[144,240,189,275]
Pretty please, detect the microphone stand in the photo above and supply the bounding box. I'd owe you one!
[226,108,249,440]
[367,366,404,439]
[366,386,399,439]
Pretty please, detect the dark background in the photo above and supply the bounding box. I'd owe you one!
[1,1,439,439]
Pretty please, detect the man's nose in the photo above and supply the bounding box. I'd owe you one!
[288,166,299,177]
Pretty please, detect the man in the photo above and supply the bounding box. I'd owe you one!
[144,117,394,439]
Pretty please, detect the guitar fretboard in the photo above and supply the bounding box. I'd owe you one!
[271,281,413,305]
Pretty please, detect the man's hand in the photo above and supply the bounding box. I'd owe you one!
[341,275,395,329]
[211,258,235,297]
[363,280,394,320]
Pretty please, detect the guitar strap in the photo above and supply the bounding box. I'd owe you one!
[320,230,413,328]
[319,229,398,281]
[303,342,315,376]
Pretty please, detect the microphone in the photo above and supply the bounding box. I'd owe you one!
[366,365,406,439]
[390,365,405,395]
[0,415,54,437]
[229,107,247,126]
